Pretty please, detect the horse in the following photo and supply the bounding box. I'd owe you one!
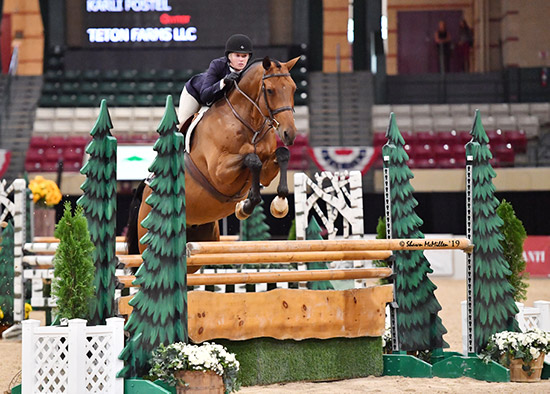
[127,56,300,269]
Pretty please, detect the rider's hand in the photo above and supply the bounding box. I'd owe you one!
[223,72,239,85]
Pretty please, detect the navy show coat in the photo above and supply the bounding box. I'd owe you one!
[185,57,231,106]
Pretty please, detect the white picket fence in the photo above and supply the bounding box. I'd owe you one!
[22,318,125,394]
[461,300,550,355]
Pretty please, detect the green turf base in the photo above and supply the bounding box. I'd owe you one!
[216,336,383,387]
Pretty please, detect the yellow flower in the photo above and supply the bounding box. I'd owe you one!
[29,176,62,207]
[0,306,4,320]
[25,303,32,319]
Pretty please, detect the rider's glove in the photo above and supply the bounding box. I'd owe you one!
[223,72,239,85]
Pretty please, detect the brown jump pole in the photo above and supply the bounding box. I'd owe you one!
[118,250,393,268]
[187,238,472,255]
[118,267,392,287]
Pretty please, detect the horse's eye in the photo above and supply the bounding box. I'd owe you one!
[267,88,273,95]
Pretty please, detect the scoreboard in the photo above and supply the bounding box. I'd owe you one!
[67,0,271,49]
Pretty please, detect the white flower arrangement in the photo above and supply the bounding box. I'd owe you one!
[480,329,550,375]
[149,342,240,393]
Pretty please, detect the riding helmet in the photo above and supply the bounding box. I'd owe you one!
[225,34,253,57]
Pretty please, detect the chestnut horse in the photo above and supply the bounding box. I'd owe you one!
[127,56,299,265]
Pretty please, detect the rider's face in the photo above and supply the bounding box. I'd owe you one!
[228,53,250,71]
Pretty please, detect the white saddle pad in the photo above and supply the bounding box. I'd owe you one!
[185,106,209,153]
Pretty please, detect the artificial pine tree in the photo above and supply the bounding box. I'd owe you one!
[119,96,187,378]
[0,221,14,324]
[240,200,270,241]
[78,99,117,325]
[468,111,518,351]
[52,202,95,320]
[305,216,333,290]
[496,199,529,302]
[383,113,448,351]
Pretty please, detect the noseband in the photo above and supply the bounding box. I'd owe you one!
[225,70,294,145]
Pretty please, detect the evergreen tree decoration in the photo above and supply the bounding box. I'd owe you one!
[469,110,518,351]
[383,113,448,351]
[241,200,270,241]
[496,199,529,302]
[0,221,14,324]
[288,219,296,240]
[52,202,95,320]
[78,99,117,325]
[119,96,187,378]
[372,217,390,285]
[305,216,333,290]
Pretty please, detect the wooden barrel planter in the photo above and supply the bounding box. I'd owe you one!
[508,353,545,382]
[175,370,224,393]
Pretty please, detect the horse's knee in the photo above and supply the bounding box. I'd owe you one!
[244,153,262,172]
[275,146,290,164]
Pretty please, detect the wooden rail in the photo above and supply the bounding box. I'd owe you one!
[117,250,393,268]
[186,238,473,255]
[118,267,392,287]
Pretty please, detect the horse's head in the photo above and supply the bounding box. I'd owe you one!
[260,56,300,146]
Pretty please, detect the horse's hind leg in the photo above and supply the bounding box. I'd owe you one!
[235,153,263,220]
[270,146,290,218]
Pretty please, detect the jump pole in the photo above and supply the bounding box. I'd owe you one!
[118,250,393,268]
[117,267,393,288]
[187,238,472,255]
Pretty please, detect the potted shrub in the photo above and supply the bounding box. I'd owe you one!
[149,342,240,393]
[480,329,550,382]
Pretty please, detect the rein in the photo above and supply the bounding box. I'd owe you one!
[225,70,293,146]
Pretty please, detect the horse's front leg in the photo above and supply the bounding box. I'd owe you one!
[235,153,263,220]
[270,147,290,218]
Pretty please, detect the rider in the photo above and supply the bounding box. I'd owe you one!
[178,34,253,127]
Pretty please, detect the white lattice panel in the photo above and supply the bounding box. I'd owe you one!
[22,318,124,394]
[34,334,69,392]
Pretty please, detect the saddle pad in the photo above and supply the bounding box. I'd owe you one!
[185,106,209,153]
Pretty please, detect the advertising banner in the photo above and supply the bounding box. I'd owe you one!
[523,236,550,277]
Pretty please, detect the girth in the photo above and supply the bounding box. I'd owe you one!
[184,152,248,203]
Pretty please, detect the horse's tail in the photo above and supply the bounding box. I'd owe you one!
[126,180,146,255]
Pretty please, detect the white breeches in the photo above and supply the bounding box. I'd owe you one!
[178,86,200,126]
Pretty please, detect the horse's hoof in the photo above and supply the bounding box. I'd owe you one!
[270,196,289,218]
[235,201,250,220]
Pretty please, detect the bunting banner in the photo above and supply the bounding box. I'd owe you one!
[307,146,381,175]
[0,149,11,178]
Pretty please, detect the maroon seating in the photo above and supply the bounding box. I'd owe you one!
[504,130,527,153]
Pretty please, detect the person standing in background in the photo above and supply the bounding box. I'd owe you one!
[434,20,451,73]
[457,19,473,72]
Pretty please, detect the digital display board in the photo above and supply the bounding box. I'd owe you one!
[69,0,270,48]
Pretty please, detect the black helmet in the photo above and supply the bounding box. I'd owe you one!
[225,34,253,57]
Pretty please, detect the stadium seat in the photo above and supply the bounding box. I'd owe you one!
[412,116,433,132]
[373,132,386,147]
[493,145,515,167]
[392,104,411,118]
[505,130,527,153]
[431,104,451,117]
[433,116,454,132]
[411,104,431,117]
[416,131,436,146]
[82,69,101,81]
[486,129,506,148]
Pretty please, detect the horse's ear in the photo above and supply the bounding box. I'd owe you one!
[284,56,300,71]
[262,56,271,70]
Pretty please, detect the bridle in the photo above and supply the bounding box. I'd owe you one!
[224,67,294,146]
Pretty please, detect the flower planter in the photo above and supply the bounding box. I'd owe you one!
[175,370,224,394]
[508,353,545,382]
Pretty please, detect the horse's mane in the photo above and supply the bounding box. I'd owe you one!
[241,57,283,77]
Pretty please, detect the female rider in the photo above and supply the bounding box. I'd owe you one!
[178,34,253,126]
